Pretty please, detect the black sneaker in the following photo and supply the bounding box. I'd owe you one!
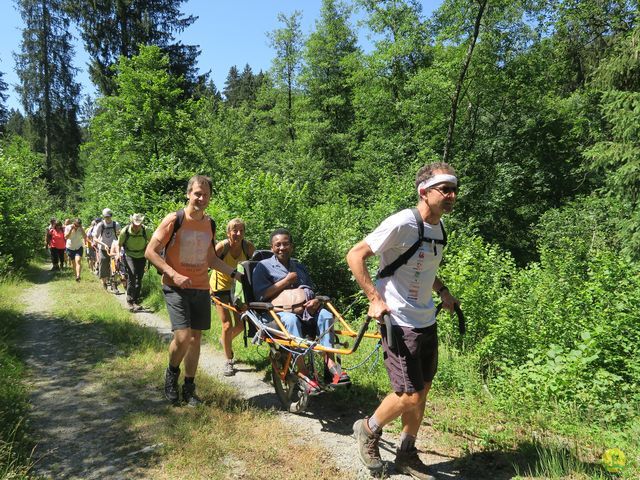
[353,418,383,473]
[394,448,435,480]
[164,367,180,404]
[182,382,203,407]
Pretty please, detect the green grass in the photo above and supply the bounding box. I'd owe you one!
[0,277,36,480]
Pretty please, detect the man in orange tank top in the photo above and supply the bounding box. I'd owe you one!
[146,175,243,407]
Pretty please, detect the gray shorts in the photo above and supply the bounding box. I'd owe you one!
[98,250,111,279]
[163,285,211,331]
[382,323,438,393]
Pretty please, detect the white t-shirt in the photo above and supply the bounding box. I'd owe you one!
[94,220,120,250]
[365,208,445,328]
[64,225,85,250]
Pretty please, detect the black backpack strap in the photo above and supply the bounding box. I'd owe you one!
[377,208,424,279]
[209,218,216,246]
[241,239,250,259]
[218,239,230,259]
[123,224,130,246]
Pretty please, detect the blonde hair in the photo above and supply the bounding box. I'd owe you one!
[226,218,246,234]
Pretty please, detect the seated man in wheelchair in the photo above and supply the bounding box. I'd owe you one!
[252,228,351,390]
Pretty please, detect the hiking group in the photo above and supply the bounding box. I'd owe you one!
[44,163,459,480]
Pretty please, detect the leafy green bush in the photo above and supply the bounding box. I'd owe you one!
[0,137,50,274]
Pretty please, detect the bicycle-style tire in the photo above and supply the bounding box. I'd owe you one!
[270,345,309,413]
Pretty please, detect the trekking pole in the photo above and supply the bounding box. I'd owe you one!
[435,303,465,335]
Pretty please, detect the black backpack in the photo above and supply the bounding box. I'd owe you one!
[376,208,447,279]
[156,209,217,274]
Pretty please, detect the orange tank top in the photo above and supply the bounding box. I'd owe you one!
[163,214,213,290]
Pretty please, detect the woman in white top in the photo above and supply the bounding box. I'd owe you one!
[65,218,87,281]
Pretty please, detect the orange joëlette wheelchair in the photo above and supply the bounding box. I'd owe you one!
[211,250,382,413]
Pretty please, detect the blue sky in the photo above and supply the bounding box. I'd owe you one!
[1,0,441,112]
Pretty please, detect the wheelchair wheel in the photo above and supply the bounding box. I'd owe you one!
[270,346,309,413]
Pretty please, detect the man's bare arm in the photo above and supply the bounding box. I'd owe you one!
[346,240,389,319]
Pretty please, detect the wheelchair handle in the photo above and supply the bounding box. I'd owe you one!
[370,314,396,352]
[351,315,375,353]
[435,302,465,335]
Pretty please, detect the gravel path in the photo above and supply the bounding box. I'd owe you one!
[19,268,465,479]
[19,272,165,479]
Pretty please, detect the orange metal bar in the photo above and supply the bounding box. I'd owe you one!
[326,301,382,340]
[210,294,240,314]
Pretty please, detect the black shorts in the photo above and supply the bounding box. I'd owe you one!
[163,285,211,331]
[382,323,438,393]
[66,247,83,259]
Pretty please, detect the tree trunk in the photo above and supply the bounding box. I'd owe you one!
[442,0,487,163]
[41,0,52,181]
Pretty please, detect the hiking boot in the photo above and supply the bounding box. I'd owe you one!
[164,367,180,404]
[182,382,203,407]
[353,418,383,473]
[133,303,143,312]
[394,448,435,480]
[223,359,235,377]
[127,302,135,312]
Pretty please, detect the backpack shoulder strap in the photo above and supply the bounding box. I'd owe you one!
[241,239,250,259]
[123,224,131,245]
[141,225,147,241]
[218,239,230,259]
[377,208,425,279]
[209,217,216,246]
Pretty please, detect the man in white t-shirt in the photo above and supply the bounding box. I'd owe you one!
[93,208,121,290]
[347,162,460,479]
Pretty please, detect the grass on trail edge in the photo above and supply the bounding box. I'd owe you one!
[45,264,353,479]
[0,277,36,479]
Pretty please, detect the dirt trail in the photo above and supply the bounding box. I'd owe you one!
[19,272,164,479]
[19,267,465,479]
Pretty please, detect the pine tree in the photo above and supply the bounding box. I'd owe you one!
[268,11,304,142]
[69,0,200,96]
[14,0,81,195]
[223,65,241,106]
[302,0,358,173]
[0,69,8,129]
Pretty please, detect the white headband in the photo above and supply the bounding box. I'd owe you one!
[417,174,458,194]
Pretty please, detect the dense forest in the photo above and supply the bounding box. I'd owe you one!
[1,0,639,463]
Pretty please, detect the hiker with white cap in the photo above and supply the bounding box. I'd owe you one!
[347,162,460,479]
[93,208,121,290]
[118,213,150,311]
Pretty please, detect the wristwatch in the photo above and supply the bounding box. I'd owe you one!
[231,269,240,281]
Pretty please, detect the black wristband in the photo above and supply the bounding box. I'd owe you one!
[230,269,238,280]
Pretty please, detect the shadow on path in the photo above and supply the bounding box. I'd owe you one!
[18,279,165,479]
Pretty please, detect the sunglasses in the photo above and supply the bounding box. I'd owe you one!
[432,185,459,195]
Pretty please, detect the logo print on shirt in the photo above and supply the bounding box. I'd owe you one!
[179,230,208,268]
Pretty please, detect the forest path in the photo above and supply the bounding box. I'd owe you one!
[19,266,472,479]
[19,269,163,479]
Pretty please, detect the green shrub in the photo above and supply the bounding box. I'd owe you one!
[0,137,51,273]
